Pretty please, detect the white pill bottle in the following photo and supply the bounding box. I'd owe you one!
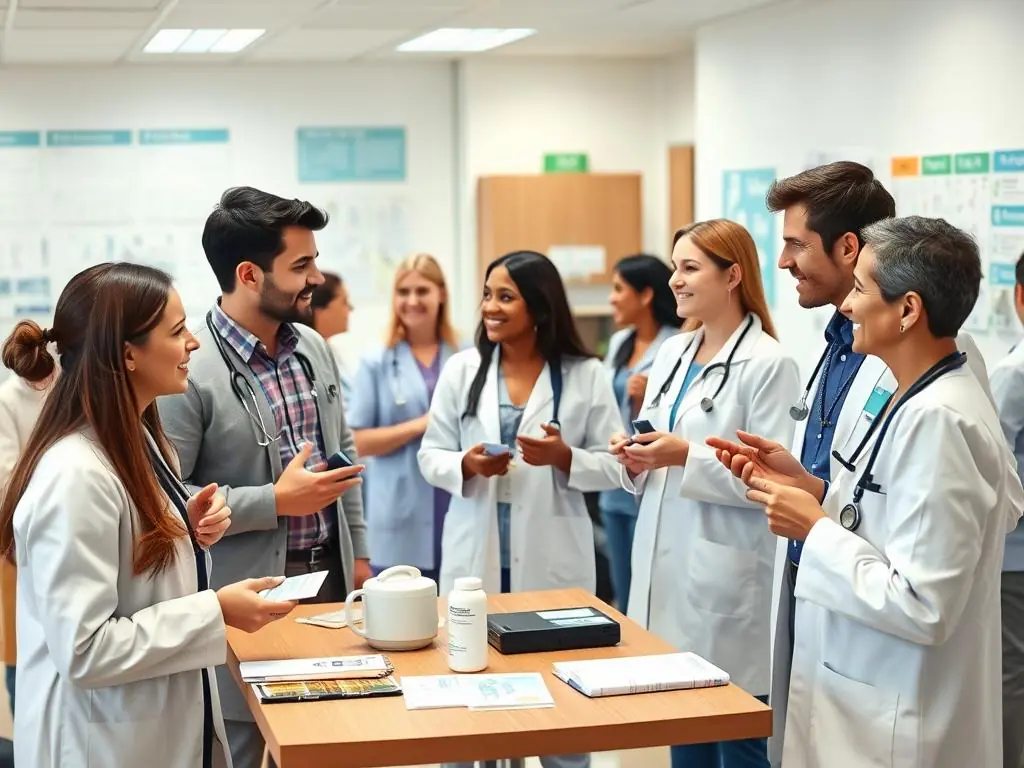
[447,576,489,673]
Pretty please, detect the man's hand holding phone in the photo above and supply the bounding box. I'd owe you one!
[274,443,364,517]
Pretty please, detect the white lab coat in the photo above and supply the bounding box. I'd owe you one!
[623,314,799,695]
[768,332,1022,765]
[418,349,622,596]
[783,363,1022,767]
[13,430,231,768]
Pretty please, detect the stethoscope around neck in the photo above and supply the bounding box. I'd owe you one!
[649,315,755,413]
[204,310,331,447]
[830,350,967,532]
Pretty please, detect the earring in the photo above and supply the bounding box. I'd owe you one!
[900,324,906,334]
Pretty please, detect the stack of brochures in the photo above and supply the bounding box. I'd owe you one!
[240,654,400,703]
[400,673,555,711]
[551,652,730,698]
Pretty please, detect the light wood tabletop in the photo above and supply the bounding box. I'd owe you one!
[227,588,771,768]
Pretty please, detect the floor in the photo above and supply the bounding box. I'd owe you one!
[0,676,668,768]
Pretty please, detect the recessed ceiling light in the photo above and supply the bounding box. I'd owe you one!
[397,28,536,53]
[142,28,266,54]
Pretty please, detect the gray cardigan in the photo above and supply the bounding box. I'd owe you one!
[157,312,366,722]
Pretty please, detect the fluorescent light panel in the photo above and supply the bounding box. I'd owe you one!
[397,28,536,52]
[143,28,265,54]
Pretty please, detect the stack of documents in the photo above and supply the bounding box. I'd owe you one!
[401,673,555,711]
[552,652,730,698]
[240,654,394,683]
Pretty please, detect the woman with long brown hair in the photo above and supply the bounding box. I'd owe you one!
[0,263,297,768]
[347,253,459,581]
[608,220,800,768]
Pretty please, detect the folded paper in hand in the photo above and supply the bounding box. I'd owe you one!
[552,652,730,697]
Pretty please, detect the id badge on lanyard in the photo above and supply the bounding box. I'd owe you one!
[496,468,514,504]
[861,385,892,424]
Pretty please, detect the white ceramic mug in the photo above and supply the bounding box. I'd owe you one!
[343,565,439,651]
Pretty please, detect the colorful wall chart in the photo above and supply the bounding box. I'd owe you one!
[890,148,1024,337]
[722,168,777,307]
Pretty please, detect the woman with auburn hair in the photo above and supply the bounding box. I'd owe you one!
[609,220,800,768]
[347,253,459,581]
[0,263,298,768]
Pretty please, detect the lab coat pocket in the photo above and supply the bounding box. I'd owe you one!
[687,538,758,617]
[811,661,899,767]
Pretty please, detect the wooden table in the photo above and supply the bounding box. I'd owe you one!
[227,588,771,767]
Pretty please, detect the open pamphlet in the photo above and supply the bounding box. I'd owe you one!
[401,673,555,711]
[552,652,730,697]
[240,654,394,683]
[253,676,402,704]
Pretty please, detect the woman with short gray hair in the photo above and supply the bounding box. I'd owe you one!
[709,215,1023,767]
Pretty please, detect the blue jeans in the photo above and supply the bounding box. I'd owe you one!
[5,665,14,716]
[670,696,769,768]
[599,496,638,610]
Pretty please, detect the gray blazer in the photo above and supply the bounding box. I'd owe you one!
[157,312,367,722]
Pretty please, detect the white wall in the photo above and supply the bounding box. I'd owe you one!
[0,55,691,369]
[694,0,1024,373]
[0,63,456,366]
[458,56,683,324]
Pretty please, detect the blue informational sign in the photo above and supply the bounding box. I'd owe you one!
[994,149,1024,173]
[46,130,132,147]
[992,206,1024,227]
[139,128,229,145]
[991,263,1018,287]
[297,126,406,182]
[722,168,777,307]
[0,131,41,148]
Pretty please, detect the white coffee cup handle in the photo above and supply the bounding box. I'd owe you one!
[344,589,366,638]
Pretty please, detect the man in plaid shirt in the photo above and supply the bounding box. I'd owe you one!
[160,186,368,768]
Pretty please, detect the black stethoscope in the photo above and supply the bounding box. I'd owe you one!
[830,350,967,532]
[789,344,829,421]
[204,310,336,447]
[390,353,408,406]
[649,315,754,413]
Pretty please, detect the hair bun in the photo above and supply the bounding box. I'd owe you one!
[1,320,56,383]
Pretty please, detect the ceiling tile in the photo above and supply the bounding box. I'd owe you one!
[4,28,139,62]
[248,28,407,61]
[162,4,301,29]
[304,4,467,31]
[19,0,162,8]
[14,9,156,28]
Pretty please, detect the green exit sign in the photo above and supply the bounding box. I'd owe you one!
[544,153,589,173]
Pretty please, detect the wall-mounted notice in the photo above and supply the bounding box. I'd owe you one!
[722,168,777,307]
[991,149,1024,336]
[137,128,232,225]
[890,147,1024,338]
[548,244,606,281]
[297,126,406,183]
[0,131,43,226]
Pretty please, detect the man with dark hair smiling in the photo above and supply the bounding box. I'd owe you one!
[159,186,368,768]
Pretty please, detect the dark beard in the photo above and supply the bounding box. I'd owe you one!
[260,276,313,325]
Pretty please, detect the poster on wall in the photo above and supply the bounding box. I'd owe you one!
[991,149,1024,342]
[722,168,777,307]
[296,126,406,183]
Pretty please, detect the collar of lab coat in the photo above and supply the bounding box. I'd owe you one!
[477,350,566,442]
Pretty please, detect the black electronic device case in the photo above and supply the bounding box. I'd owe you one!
[487,606,621,654]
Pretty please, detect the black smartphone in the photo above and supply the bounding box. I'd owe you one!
[323,450,354,471]
[631,419,656,434]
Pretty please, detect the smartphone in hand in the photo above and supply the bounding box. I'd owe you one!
[482,442,511,457]
[323,450,355,471]
[631,419,656,434]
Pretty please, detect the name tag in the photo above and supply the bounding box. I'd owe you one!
[861,386,892,424]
